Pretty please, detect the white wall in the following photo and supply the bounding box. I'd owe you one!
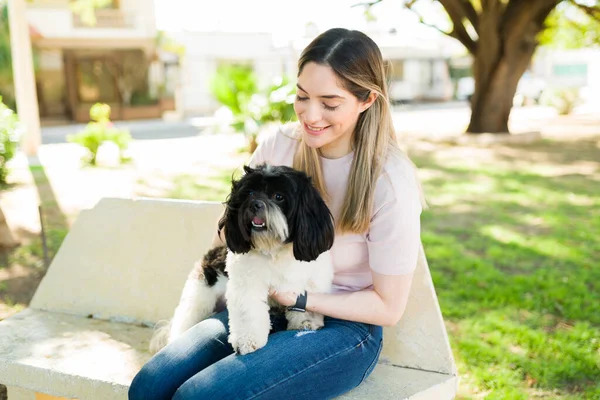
[180,32,293,115]
[26,0,156,40]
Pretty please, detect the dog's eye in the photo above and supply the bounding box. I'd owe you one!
[272,193,284,201]
[248,191,254,196]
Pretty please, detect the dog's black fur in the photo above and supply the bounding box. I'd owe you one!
[218,164,334,262]
[201,245,228,287]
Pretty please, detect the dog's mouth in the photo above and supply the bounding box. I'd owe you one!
[250,216,266,230]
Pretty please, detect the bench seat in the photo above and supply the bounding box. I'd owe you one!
[0,198,458,399]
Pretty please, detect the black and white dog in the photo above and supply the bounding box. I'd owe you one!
[150,164,335,355]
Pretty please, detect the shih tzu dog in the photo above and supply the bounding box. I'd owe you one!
[149,164,335,355]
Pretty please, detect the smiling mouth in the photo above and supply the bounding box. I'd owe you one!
[304,123,330,134]
[251,216,266,230]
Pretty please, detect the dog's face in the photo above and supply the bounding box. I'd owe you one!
[218,164,334,262]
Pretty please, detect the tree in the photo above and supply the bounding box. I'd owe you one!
[363,0,600,134]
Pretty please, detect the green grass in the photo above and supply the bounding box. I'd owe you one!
[411,138,600,399]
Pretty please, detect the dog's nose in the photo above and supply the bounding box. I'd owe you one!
[250,200,265,213]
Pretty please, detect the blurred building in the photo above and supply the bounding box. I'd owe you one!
[177,26,458,117]
[25,0,175,122]
[532,48,600,104]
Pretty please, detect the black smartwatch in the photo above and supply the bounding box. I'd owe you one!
[287,291,307,312]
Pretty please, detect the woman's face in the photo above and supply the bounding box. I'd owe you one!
[294,62,373,159]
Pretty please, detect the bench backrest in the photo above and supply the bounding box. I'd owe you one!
[31,198,456,376]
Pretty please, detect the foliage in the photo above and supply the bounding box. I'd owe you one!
[67,103,131,166]
[539,4,600,49]
[0,2,15,111]
[540,87,582,115]
[0,3,11,83]
[0,96,19,185]
[70,0,114,26]
[155,30,186,57]
[210,64,296,138]
[130,91,158,106]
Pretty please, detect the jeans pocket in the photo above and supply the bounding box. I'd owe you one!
[359,338,383,385]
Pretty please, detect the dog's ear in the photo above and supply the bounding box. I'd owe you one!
[218,178,253,254]
[243,165,255,175]
[289,176,335,262]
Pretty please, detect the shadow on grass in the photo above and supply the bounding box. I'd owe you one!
[0,158,70,319]
[409,138,600,398]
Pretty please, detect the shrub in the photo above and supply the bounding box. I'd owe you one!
[67,103,131,166]
[0,96,20,185]
[540,87,581,115]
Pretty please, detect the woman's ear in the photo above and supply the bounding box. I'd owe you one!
[360,91,377,113]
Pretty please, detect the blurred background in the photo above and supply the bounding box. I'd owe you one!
[0,1,599,399]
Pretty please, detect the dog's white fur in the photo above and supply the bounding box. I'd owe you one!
[149,248,333,355]
[226,248,332,354]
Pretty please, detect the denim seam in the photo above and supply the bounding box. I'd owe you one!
[359,338,383,384]
[246,331,373,400]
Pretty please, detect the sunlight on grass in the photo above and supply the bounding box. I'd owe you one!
[481,225,581,261]
[412,137,600,399]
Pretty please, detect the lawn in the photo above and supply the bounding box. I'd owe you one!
[1,131,598,399]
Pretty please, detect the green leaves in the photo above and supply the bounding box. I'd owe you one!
[210,64,296,136]
[67,103,131,166]
[0,96,19,185]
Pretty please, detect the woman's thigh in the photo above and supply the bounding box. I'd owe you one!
[173,317,383,400]
[129,310,234,400]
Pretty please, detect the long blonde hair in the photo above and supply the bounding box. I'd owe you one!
[293,28,416,234]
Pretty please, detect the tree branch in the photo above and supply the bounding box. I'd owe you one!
[459,0,480,33]
[404,3,456,39]
[568,0,600,20]
[438,0,479,53]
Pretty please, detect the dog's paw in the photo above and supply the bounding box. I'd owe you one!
[230,335,267,355]
[288,319,324,331]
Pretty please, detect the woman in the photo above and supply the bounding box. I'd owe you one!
[129,27,423,400]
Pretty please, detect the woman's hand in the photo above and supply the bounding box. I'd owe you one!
[268,289,298,307]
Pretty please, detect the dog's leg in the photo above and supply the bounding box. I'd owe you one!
[286,265,332,331]
[149,266,227,354]
[286,310,325,331]
[226,267,271,355]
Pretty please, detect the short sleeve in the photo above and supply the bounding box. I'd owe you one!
[247,123,299,168]
[367,161,422,276]
[247,128,276,168]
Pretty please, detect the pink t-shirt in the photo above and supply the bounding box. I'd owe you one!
[249,123,422,293]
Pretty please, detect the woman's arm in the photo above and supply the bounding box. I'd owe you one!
[271,270,414,327]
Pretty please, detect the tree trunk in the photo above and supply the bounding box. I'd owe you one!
[467,58,525,133]
[463,0,559,134]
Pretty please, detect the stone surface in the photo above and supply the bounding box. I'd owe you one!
[0,308,151,399]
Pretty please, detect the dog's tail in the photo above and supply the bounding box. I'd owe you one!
[149,319,172,355]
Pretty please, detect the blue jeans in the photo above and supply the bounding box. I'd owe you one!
[129,310,383,400]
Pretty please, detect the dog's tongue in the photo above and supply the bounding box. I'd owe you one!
[252,217,265,225]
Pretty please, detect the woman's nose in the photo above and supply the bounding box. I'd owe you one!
[302,102,322,124]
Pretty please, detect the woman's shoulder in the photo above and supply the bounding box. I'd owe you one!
[251,122,301,167]
[373,151,423,212]
[259,121,301,147]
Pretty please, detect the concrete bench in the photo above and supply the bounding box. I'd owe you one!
[0,198,457,399]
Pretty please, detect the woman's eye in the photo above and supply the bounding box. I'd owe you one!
[323,104,338,111]
[272,193,284,201]
[295,95,308,101]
